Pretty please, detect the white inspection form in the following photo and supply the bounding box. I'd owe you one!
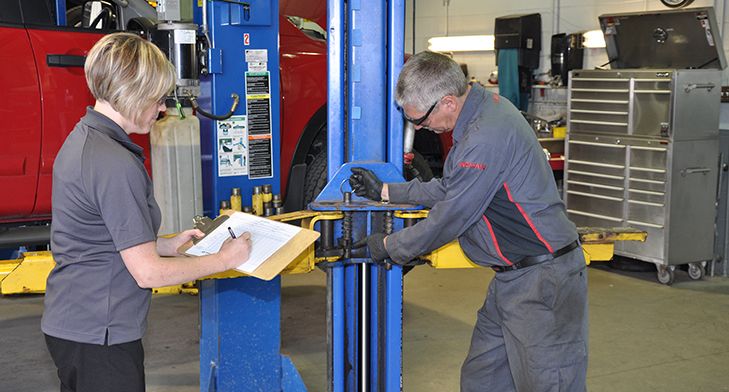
[183,212,301,273]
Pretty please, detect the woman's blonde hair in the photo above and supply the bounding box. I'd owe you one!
[85,32,176,125]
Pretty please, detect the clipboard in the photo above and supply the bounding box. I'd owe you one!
[178,211,320,281]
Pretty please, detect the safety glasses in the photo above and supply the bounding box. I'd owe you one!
[399,100,439,126]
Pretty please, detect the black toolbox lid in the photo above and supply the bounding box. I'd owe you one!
[599,7,726,70]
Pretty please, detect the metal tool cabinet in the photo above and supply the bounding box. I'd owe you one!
[564,7,727,284]
[565,68,722,284]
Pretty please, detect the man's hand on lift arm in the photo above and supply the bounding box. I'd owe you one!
[354,233,391,263]
[355,234,424,267]
[349,167,388,201]
[367,233,390,262]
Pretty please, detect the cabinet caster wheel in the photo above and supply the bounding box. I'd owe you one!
[687,262,704,280]
[656,265,675,285]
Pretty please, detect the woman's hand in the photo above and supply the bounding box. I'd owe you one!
[156,229,205,257]
[217,232,253,270]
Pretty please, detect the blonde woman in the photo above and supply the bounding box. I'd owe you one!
[41,32,251,392]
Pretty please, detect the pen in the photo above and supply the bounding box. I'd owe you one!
[228,227,236,239]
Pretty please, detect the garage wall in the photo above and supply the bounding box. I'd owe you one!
[404,0,729,84]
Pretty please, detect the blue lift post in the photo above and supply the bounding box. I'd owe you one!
[196,0,409,389]
[195,1,304,391]
[314,0,409,390]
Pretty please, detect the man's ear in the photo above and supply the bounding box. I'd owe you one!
[442,95,457,111]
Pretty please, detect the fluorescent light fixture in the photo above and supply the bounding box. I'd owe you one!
[582,29,606,48]
[428,35,495,52]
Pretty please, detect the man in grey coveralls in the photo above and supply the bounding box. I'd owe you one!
[349,51,588,391]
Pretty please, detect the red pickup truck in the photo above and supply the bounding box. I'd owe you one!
[0,0,446,248]
[2,1,119,246]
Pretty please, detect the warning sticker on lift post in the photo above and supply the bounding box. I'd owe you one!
[216,115,248,177]
[245,71,273,179]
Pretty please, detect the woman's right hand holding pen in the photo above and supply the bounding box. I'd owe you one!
[218,231,253,270]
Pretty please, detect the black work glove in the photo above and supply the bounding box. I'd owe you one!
[349,167,383,201]
[366,233,390,262]
[353,233,390,263]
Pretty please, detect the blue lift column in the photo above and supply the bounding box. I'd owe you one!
[312,0,408,390]
[195,2,304,391]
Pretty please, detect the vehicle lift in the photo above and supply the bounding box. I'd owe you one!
[191,0,646,391]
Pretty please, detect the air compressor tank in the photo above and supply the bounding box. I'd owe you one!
[151,107,203,235]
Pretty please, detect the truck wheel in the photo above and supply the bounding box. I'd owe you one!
[303,130,328,206]
[66,6,83,27]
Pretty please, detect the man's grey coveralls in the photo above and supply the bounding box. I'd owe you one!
[387,84,588,391]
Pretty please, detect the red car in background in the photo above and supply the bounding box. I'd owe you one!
[0,0,447,247]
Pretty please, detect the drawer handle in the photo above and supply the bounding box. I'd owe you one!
[570,98,629,104]
[628,199,664,207]
[567,190,623,202]
[684,83,715,93]
[570,160,625,169]
[630,145,667,152]
[567,209,623,222]
[568,170,624,180]
[630,177,664,185]
[571,119,628,127]
[627,220,664,229]
[680,167,711,176]
[568,140,625,148]
[567,180,624,191]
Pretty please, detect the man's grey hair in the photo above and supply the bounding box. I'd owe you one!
[395,51,468,112]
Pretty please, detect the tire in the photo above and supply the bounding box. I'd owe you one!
[302,128,328,206]
[66,6,83,27]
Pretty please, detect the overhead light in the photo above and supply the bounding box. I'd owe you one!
[428,35,495,52]
[582,30,606,48]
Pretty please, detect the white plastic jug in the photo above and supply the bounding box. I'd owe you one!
[151,107,203,236]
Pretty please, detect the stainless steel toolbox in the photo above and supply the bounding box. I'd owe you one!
[564,7,725,284]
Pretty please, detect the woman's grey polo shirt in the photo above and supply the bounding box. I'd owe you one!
[42,108,161,345]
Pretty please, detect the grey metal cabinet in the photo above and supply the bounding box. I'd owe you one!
[565,68,721,283]
[564,7,726,284]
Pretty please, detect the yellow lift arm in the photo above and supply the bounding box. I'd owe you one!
[422,226,648,269]
[0,211,646,295]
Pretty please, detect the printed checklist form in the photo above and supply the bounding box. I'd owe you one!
[178,212,319,280]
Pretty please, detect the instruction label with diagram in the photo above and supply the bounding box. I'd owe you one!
[216,115,248,177]
[245,71,274,179]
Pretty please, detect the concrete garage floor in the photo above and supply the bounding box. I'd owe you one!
[2,262,729,392]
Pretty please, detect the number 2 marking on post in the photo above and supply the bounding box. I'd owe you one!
[243,33,250,46]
